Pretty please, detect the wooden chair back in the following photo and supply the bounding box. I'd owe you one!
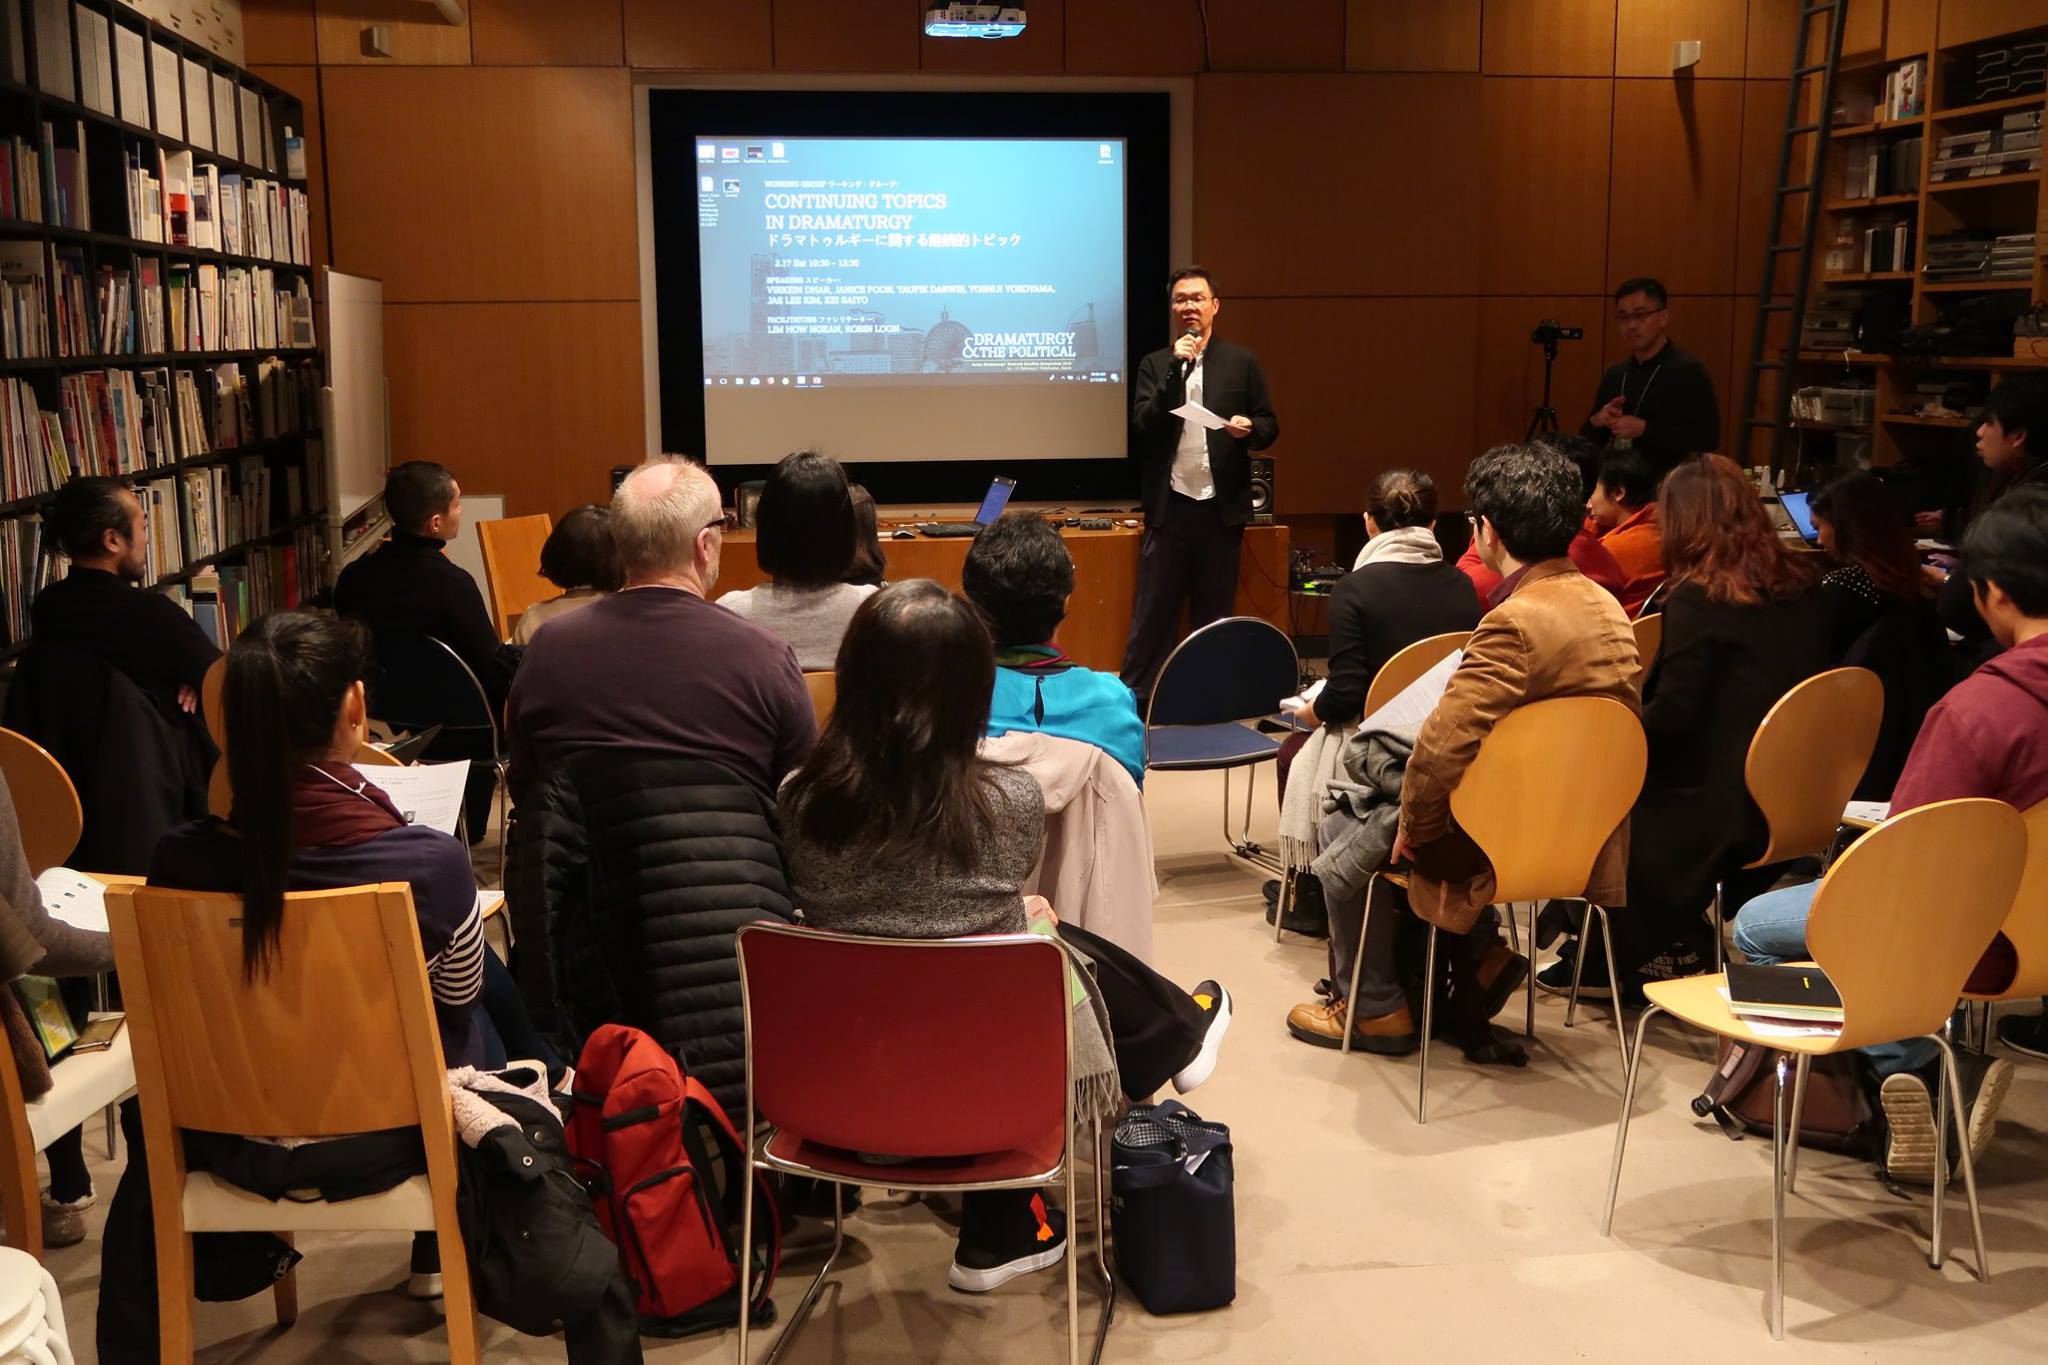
[1744,667,1884,867]
[200,655,226,748]
[1630,613,1663,682]
[0,728,82,875]
[477,514,556,642]
[1450,697,1646,906]
[0,995,42,1258]
[1362,631,1469,718]
[106,883,450,1139]
[1970,802,2048,1001]
[802,671,837,728]
[1806,799,2028,1051]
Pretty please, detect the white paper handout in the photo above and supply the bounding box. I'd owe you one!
[365,761,472,838]
[1843,800,1890,826]
[36,868,108,934]
[1170,399,1230,431]
[1357,650,1463,734]
[1281,678,1326,714]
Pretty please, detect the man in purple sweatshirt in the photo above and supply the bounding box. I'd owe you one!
[1732,486,2048,1182]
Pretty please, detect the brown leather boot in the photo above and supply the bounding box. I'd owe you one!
[1286,999,1419,1054]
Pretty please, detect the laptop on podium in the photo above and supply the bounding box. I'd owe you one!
[919,477,1017,537]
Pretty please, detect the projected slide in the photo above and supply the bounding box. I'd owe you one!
[696,137,1127,386]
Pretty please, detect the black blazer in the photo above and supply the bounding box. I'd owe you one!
[1317,560,1483,726]
[1130,336,1278,526]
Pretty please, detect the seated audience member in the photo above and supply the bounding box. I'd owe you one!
[1290,444,1639,1062]
[1457,434,1626,604]
[508,457,815,806]
[1269,469,1481,927]
[717,450,878,669]
[1546,454,1829,1002]
[1811,472,1948,796]
[1734,488,2048,1175]
[782,580,1230,1291]
[29,476,218,712]
[844,483,888,588]
[511,504,623,645]
[334,460,513,712]
[962,512,1144,787]
[1587,446,1665,615]
[0,771,113,1248]
[1939,377,2047,653]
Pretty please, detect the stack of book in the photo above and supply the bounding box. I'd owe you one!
[57,368,174,476]
[39,123,90,231]
[93,265,135,355]
[0,379,69,502]
[0,244,49,360]
[0,514,57,648]
[51,248,88,358]
[173,370,209,457]
[139,478,179,582]
[124,147,164,243]
[1879,58,1928,120]
[1860,218,1913,273]
[0,135,45,222]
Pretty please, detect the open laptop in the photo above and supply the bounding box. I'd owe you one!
[919,477,1017,537]
[1778,490,1822,546]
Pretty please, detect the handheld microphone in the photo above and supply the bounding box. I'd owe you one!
[1179,326,1200,377]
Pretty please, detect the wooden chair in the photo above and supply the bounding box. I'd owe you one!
[1274,631,1469,944]
[1603,799,2028,1340]
[0,980,137,1260]
[1345,697,1646,1125]
[1711,667,1884,972]
[477,513,555,642]
[106,882,480,1362]
[802,671,837,729]
[1961,802,2048,1021]
[0,729,82,875]
[202,654,405,817]
[1629,613,1662,684]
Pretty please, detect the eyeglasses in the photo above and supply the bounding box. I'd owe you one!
[1171,292,1212,306]
[1615,308,1666,324]
[698,511,737,535]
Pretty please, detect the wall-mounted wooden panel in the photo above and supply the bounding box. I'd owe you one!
[1615,0,1750,79]
[245,0,317,64]
[323,67,636,302]
[1734,78,1791,302]
[1195,74,1482,296]
[1599,293,1738,454]
[385,302,647,519]
[1476,296,1611,449]
[1483,0,1618,76]
[626,0,772,69]
[249,65,328,271]
[1607,78,1745,295]
[1203,0,1346,72]
[1887,0,1937,57]
[1479,78,1614,295]
[1345,0,1481,72]
[472,0,624,67]
[314,0,473,65]
[1937,0,2045,50]
[1064,0,1206,74]
[922,0,1065,72]
[1839,0,1885,58]
[773,0,919,71]
[1227,297,1480,513]
[1745,0,1796,78]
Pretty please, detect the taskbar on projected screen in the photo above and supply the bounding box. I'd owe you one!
[704,371,1124,389]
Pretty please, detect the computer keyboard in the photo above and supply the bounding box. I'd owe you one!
[918,523,985,537]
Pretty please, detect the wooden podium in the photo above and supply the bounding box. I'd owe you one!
[715,516,1291,672]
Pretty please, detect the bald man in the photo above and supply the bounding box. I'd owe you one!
[505,457,816,802]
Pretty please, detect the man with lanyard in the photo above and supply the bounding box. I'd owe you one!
[1582,277,1721,477]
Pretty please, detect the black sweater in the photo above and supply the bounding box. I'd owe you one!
[1581,340,1721,475]
[29,567,219,708]
[1317,559,1483,725]
[334,531,512,710]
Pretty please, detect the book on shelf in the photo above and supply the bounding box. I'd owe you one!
[41,122,89,231]
[172,368,208,456]
[0,513,57,648]
[1881,58,1927,122]
[3,0,25,85]
[92,262,134,355]
[114,23,149,128]
[211,361,249,449]
[124,146,165,242]
[150,39,182,141]
[218,173,243,255]
[136,258,163,353]
[1,135,46,222]
[182,56,213,152]
[211,72,238,164]
[74,4,115,117]
[163,149,192,246]
[286,278,314,346]
[51,246,86,357]
[191,163,218,252]
[140,477,176,582]
[57,368,172,476]
[0,242,49,361]
[239,88,264,170]
[30,0,74,102]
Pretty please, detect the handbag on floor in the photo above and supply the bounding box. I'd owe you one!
[1691,1039,1877,1156]
[1110,1100,1235,1314]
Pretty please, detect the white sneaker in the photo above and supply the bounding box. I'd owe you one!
[1881,1059,2012,1185]
[1172,982,1231,1095]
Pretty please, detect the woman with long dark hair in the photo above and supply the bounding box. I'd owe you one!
[782,580,1227,1294]
[717,450,876,668]
[842,483,887,588]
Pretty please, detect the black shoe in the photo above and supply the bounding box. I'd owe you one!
[408,1233,442,1299]
[1997,1011,2048,1061]
[1534,899,1576,950]
[1535,944,1608,1000]
[949,1208,1068,1293]
[1262,879,1282,908]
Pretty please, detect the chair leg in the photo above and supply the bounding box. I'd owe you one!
[1523,905,1536,1040]
[1416,925,1438,1125]
[494,761,511,889]
[1771,1053,1791,1341]
[1239,765,1257,856]
[1600,1004,1665,1236]
[1932,1033,1991,1282]
[1786,1055,1811,1194]
[1088,1117,1116,1365]
[1712,880,1726,975]
[759,1179,848,1365]
[271,1232,298,1327]
[1566,902,1589,1029]
[437,1219,482,1365]
[1274,866,1291,944]
[158,1230,196,1362]
[1341,873,1377,1057]
[737,1139,755,1363]
[1589,905,1629,1077]
[1066,1144,1082,1365]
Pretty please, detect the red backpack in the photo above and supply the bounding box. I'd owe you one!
[564,1025,781,1332]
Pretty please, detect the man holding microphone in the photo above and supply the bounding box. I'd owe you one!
[1121,266,1280,698]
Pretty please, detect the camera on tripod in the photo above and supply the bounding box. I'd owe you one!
[1525,318,1584,439]
[1531,320,1583,346]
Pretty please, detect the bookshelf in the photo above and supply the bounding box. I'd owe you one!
[0,0,325,659]
[1780,20,2046,485]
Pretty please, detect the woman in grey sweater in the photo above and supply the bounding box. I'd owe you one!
[717,451,876,669]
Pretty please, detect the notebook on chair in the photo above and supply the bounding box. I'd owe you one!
[1725,962,1844,1022]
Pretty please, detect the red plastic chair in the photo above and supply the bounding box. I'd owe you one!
[734,922,1114,1365]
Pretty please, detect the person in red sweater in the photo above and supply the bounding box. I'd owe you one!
[1731,486,2048,1182]
[1457,434,1626,604]
[1587,447,1665,616]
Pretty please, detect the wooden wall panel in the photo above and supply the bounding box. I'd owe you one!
[1479,78,1614,295]
[251,65,329,270]
[1839,0,1886,58]
[1745,0,1797,78]
[1064,1,1206,74]
[1195,75,1482,296]
[626,0,772,69]
[471,0,624,67]
[1615,0,1750,79]
[1937,0,2044,50]
[385,303,646,518]
[773,0,919,71]
[922,0,1065,72]
[314,0,472,65]
[1887,0,1937,56]
[1345,0,1481,72]
[1734,78,1791,302]
[1606,78,1745,295]
[1483,0,1618,76]
[1475,296,1610,449]
[1202,0,1347,72]
[323,67,636,302]
[1227,297,1481,513]
[244,0,317,64]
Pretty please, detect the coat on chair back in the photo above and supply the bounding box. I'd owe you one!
[507,751,794,1116]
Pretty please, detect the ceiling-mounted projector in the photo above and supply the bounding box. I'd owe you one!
[924,4,1027,39]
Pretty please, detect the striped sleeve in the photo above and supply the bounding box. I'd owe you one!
[425,898,486,1010]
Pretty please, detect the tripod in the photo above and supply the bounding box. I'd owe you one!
[1527,334,1564,441]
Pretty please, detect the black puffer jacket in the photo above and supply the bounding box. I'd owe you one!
[507,752,794,1115]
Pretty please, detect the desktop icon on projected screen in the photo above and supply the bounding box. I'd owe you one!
[700,176,714,193]
[723,179,741,195]
[745,146,764,161]
[721,146,740,161]
[771,143,785,159]
[697,143,715,160]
